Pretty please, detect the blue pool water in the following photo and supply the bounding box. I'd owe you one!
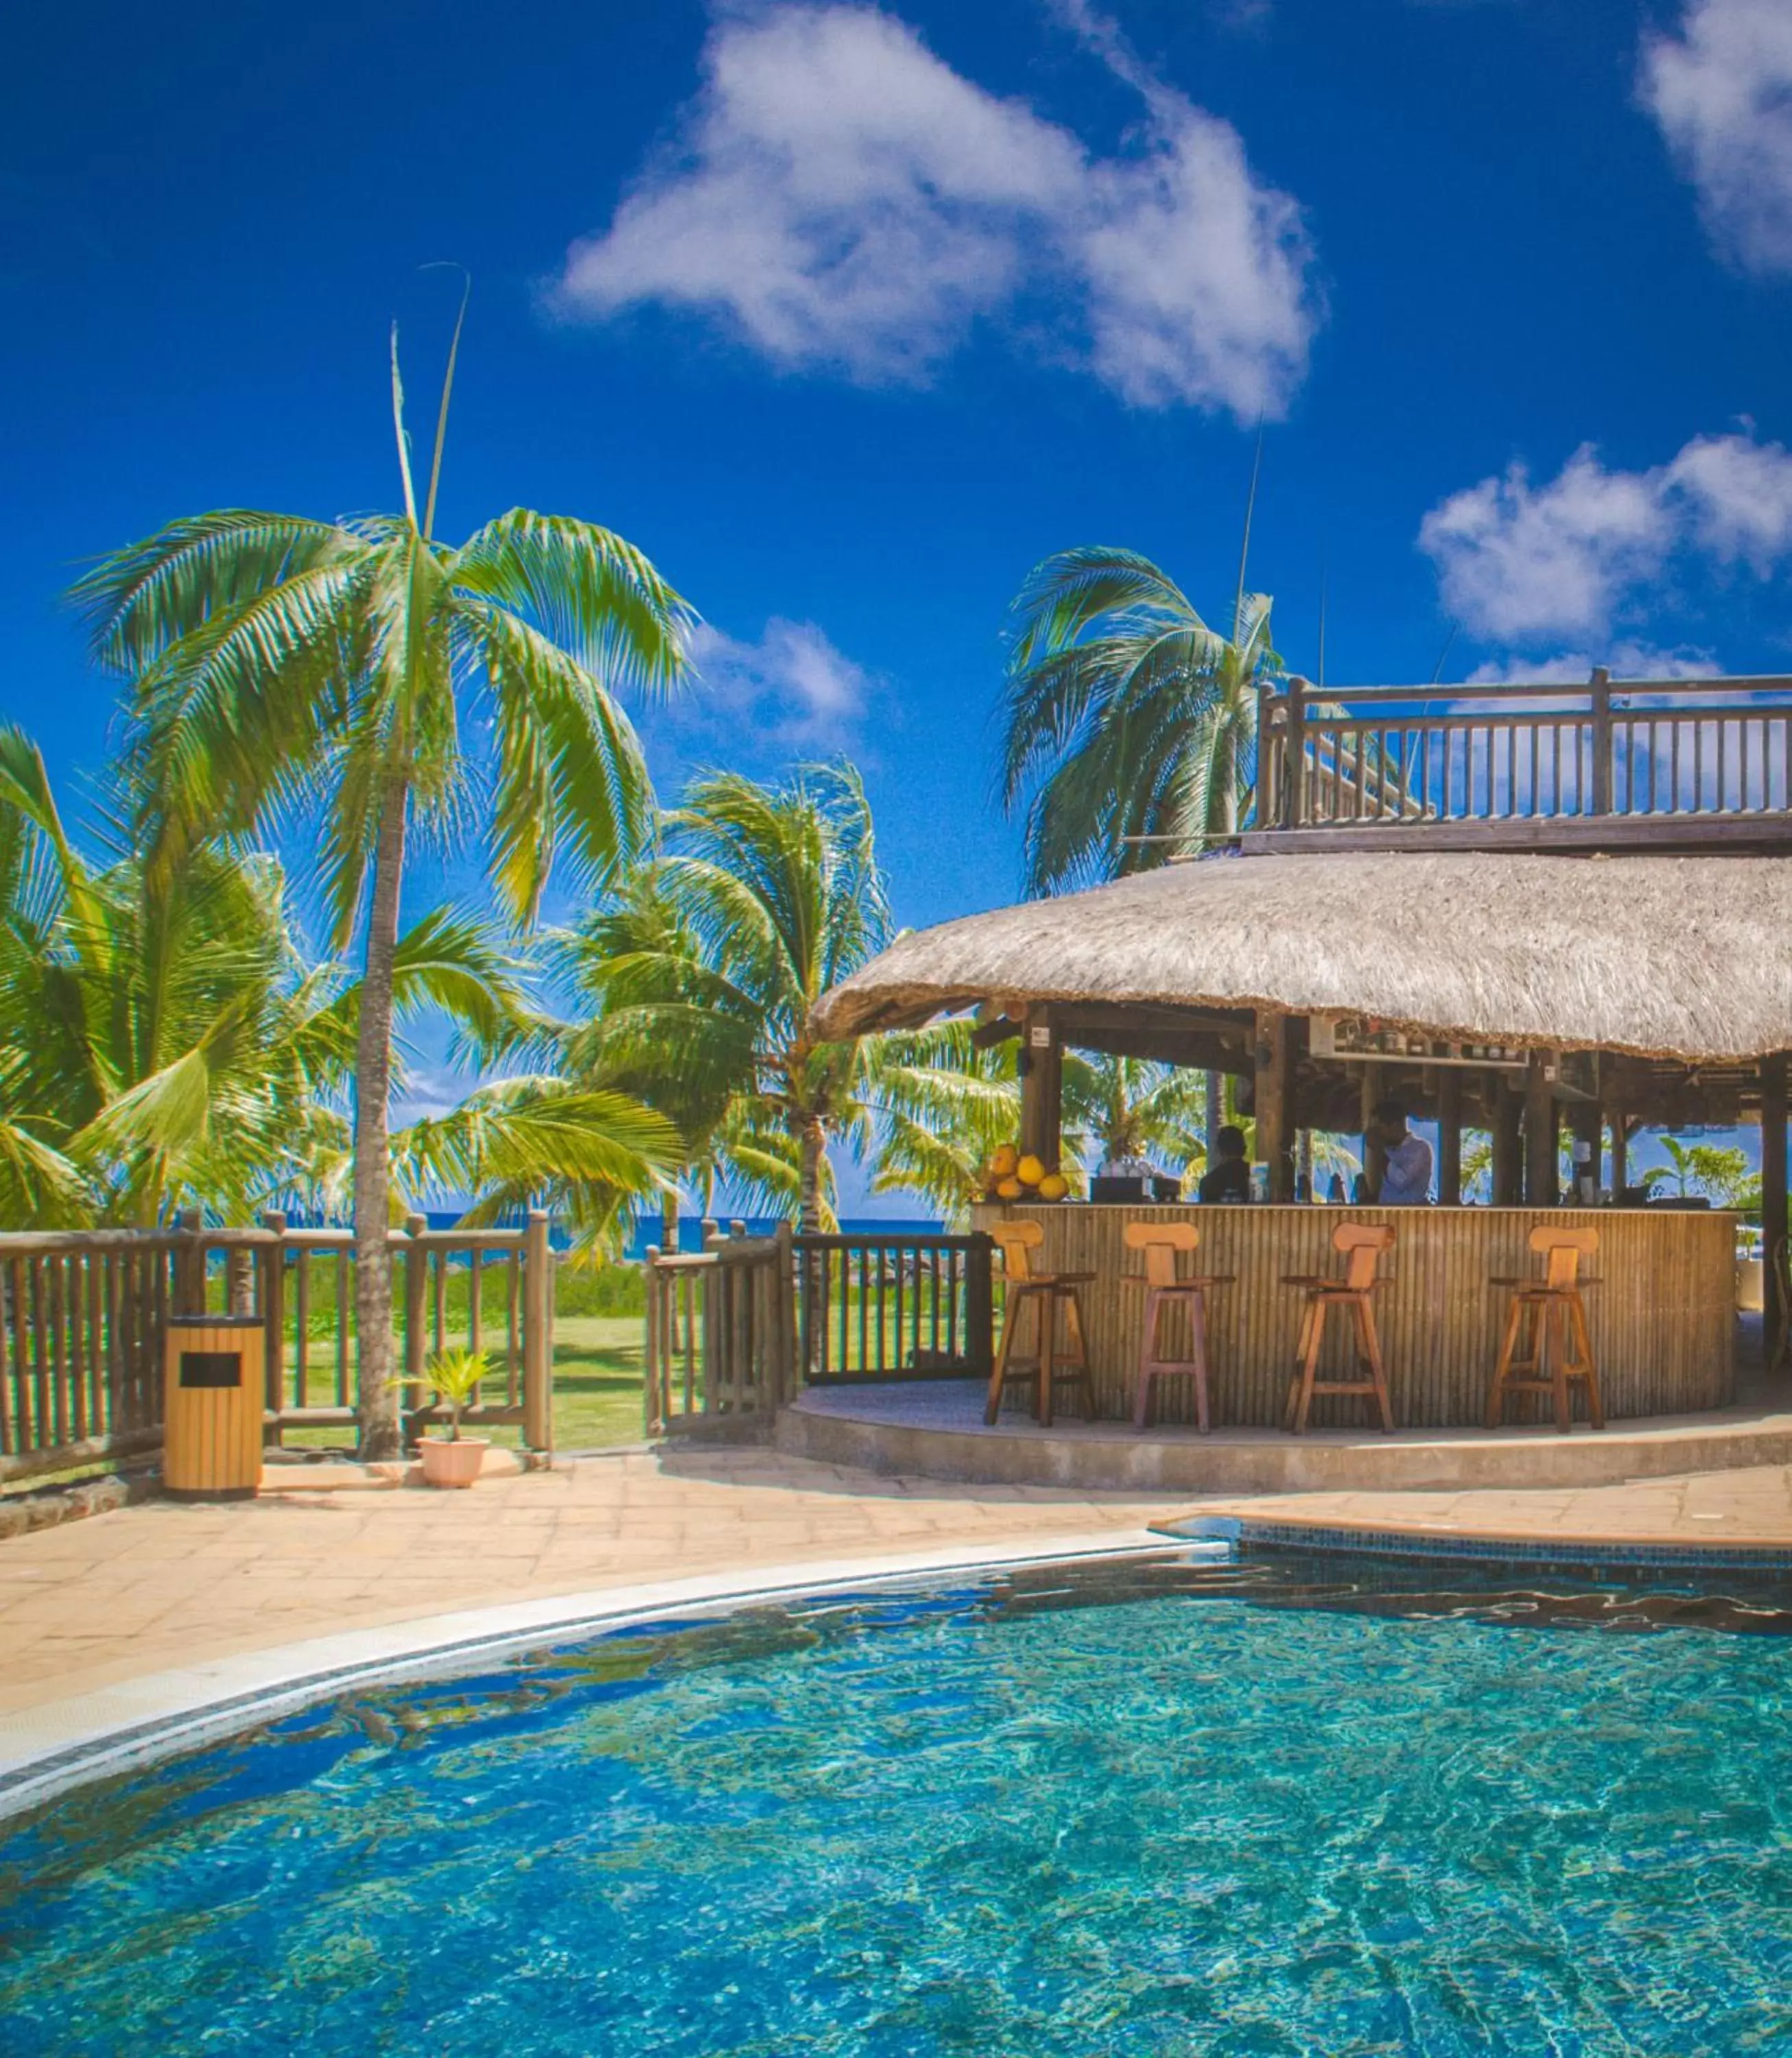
[5,1549,1792,2055]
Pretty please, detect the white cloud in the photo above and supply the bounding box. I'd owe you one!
[1419,430,1792,643]
[1667,429,1792,570]
[1418,446,1674,643]
[685,617,873,747]
[1640,0,1792,274]
[554,3,1317,420]
[1464,643,1722,687]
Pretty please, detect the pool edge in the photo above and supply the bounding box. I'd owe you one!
[0,1530,1194,1823]
[1157,1513,1792,1574]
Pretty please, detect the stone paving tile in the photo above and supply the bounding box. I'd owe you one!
[10,1447,1792,1721]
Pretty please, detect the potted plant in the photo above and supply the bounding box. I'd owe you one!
[394,1347,491,1489]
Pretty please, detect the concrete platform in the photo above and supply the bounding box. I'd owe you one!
[779,1379,1792,1494]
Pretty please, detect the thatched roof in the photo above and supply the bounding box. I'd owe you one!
[812,851,1792,1061]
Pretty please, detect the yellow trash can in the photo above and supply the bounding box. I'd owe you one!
[164,1314,265,1501]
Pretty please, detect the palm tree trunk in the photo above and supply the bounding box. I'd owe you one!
[798,1117,825,1234]
[353,777,408,1460]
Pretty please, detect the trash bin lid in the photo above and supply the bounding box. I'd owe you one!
[167,1313,261,1329]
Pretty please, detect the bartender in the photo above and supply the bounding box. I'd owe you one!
[1363,1097,1433,1205]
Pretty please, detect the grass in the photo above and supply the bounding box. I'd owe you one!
[261,1265,652,1458]
[551,1315,648,1450]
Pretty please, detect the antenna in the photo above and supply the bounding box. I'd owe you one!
[1317,557,1328,691]
[1233,418,1265,644]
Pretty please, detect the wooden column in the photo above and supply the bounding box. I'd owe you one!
[1764,1054,1789,1366]
[1437,1069,1463,1207]
[1492,1081,1523,1206]
[1019,1005,1063,1173]
[1254,1010,1295,1200]
[1524,1051,1559,1206]
[1606,1071,1629,1201]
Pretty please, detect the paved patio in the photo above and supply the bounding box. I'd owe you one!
[9,1447,1792,1738]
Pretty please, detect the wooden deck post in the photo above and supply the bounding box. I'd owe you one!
[175,1206,204,1316]
[1590,665,1613,816]
[1437,1070,1463,1207]
[1020,1004,1063,1172]
[261,1210,287,1439]
[1255,1009,1294,1200]
[1763,1054,1789,1366]
[1524,1052,1559,1206]
[523,1209,553,1452]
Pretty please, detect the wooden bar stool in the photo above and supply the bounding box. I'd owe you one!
[1120,1222,1231,1432]
[985,1220,1096,1428]
[1485,1227,1604,1433]
[1280,1224,1398,1434]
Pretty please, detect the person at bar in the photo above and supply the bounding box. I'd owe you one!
[1365,1097,1433,1205]
[1199,1124,1251,1203]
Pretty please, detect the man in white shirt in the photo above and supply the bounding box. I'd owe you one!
[1367,1097,1433,1205]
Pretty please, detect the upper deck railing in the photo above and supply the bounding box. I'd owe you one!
[1249,670,1792,853]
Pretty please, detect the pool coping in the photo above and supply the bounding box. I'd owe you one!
[0,1529,1188,1823]
[1161,1513,1792,1573]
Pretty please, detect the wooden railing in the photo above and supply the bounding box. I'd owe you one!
[796,1231,993,1386]
[643,1222,794,1435]
[0,1211,555,1485]
[0,1231,175,1483]
[641,1225,995,1435]
[1253,672,1792,846]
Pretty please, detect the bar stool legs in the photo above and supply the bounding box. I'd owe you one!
[1282,1290,1395,1434]
[1485,1290,1604,1432]
[1280,1224,1398,1435]
[1134,1284,1212,1432]
[1485,1227,1604,1433]
[985,1280,1096,1428]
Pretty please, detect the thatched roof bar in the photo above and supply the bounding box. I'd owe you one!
[813,851,1792,1063]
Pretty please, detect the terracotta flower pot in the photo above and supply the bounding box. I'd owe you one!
[417,1436,489,1490]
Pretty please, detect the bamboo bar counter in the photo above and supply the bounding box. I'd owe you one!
[971,1202,1736,1430]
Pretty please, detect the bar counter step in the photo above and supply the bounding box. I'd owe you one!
[779,1380,1792,1495]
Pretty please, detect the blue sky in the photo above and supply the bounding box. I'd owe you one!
[4,0,1791,1187]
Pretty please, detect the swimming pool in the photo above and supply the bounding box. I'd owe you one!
[3,1548,1792,2055]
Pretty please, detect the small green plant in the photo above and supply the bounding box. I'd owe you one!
[389,1346,488,1442]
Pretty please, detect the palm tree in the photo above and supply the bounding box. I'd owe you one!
[1644,1136,1756,1208]
[0,726,679,1238]
[867,1021,1026,1222]
[69,313,693,1455]
[1064,1054,1207,1181]
[568,766,891,1233]
[998,551,1278,892]
[556,871,799,1247]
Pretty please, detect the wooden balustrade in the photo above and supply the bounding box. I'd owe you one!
[1251,673,1792,853]
[0,1212,556,1484]
[795,1231,993,1386]
[642,1225,995,1434]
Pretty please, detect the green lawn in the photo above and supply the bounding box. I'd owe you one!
[550,1315,648,1450]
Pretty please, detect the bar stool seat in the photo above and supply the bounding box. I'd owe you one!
[985,1220,1096,1428]
[1485,1227,1604,1432]
[1281,1224,1397,1434]
[1120,1221,1231,1432]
